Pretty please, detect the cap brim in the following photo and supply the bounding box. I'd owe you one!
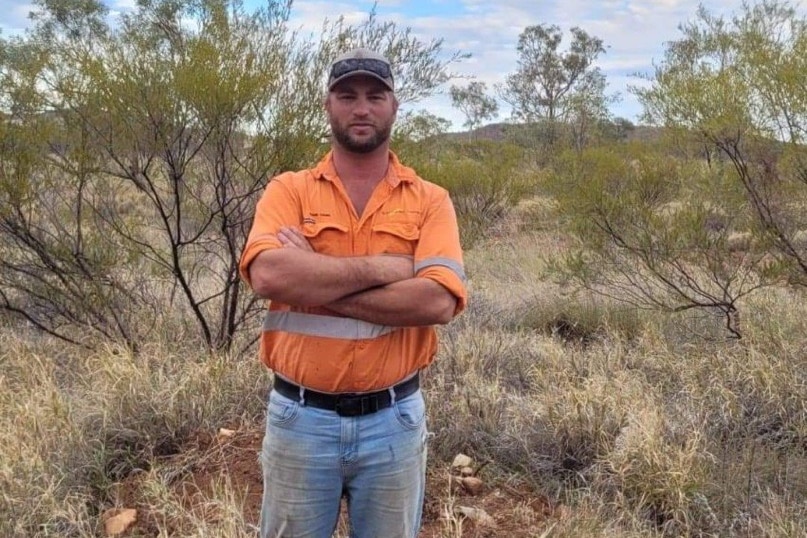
[328,71,394,91]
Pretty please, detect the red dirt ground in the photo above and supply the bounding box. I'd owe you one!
[114,426,565,537]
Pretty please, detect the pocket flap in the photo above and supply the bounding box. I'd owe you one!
[372,222,420,240]
[302,221,349,238]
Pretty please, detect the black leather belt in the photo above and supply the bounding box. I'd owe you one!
[273,374,420,417]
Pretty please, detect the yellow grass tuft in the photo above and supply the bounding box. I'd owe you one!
[2,197,805,537]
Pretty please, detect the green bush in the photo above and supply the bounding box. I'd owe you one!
[416,140,533,249]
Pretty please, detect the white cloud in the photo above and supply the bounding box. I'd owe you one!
[286,1,374,32]
[2,0,803,129]
[383,0,801,126]
[110,0,138,10]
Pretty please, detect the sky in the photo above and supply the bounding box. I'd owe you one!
[0,0,799,130]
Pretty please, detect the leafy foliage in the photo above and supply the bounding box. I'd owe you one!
[546,145,775,338]
[415,140,532,249]
[634,0,807,288]
[0,0,462,351]
[500,24,610,151]
[449,81,498,133]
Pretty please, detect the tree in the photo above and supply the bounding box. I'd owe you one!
[545,1,807,338]
[449,81,498,135]
[0,0,464,352]
[395,110,452,142]
[634,0,807,288]
[500,24,607,146]
[546,146,773,338]
[392,109,452,166]
[566,69,619,151]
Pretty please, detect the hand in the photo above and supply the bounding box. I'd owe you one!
[277,226,314,251]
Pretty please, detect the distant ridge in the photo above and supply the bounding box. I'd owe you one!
[440,121,664,144]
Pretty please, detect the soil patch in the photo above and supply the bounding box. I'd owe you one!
[114,426,564,536]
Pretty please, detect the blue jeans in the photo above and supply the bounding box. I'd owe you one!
[259,387,428,538]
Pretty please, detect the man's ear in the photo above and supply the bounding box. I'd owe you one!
[392,95,399,116]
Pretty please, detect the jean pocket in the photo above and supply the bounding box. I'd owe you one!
[267,390,300,426]
[393,391,426,430]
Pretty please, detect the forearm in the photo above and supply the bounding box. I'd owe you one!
[248,248,412,306]
[326,278,458,326]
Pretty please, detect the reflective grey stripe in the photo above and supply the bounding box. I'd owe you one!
[414,257,466,281]
[263,311,396,339]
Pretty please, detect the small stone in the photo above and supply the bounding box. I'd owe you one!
[459,476,484,495]
[102,508,137,536]
[451,453,473,469]
[454,506,496,527]
[217,428,236,438]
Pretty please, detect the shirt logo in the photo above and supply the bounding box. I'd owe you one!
[381,208,421,216]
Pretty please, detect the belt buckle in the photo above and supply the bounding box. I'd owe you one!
[335,394,381,417]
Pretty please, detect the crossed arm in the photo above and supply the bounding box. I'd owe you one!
[248,227,457,326]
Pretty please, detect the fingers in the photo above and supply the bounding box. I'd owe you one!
[277,227,314,251]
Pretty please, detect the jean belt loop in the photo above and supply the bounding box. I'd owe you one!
[388,386,397,405]
[298,385,306,406]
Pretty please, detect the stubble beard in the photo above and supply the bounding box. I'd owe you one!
[330,120,393,154]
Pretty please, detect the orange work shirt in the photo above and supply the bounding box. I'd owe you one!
[239,150,467,393]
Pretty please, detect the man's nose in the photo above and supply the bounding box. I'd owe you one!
[352,97,371,115]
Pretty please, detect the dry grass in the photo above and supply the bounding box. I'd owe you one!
[0,331,267,537]
[424,204,806,536]
[1,198,806,537]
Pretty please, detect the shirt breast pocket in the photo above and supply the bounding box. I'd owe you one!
[302,221,350,255]
[371,222,420,256]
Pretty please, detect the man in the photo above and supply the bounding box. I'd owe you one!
[239,47,467,538]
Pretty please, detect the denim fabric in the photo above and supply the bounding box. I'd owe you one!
[259,388,428,538]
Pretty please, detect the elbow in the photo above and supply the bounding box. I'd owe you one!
[248,251,295,301]
[431,295,458,325]
[250,273,277,299]
[249,263,284,300]
[246,252,277,299]
[251,270,319,306]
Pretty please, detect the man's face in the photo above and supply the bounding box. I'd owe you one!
[326,75,398,154]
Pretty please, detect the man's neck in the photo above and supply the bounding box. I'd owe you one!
[331,144,390,185]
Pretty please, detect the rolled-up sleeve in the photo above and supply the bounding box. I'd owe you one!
[414,188,467,316]
[238,176,301,288]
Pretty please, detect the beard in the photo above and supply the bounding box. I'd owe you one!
[330,118,393,154]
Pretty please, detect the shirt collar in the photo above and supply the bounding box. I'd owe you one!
[313,150,416,187]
